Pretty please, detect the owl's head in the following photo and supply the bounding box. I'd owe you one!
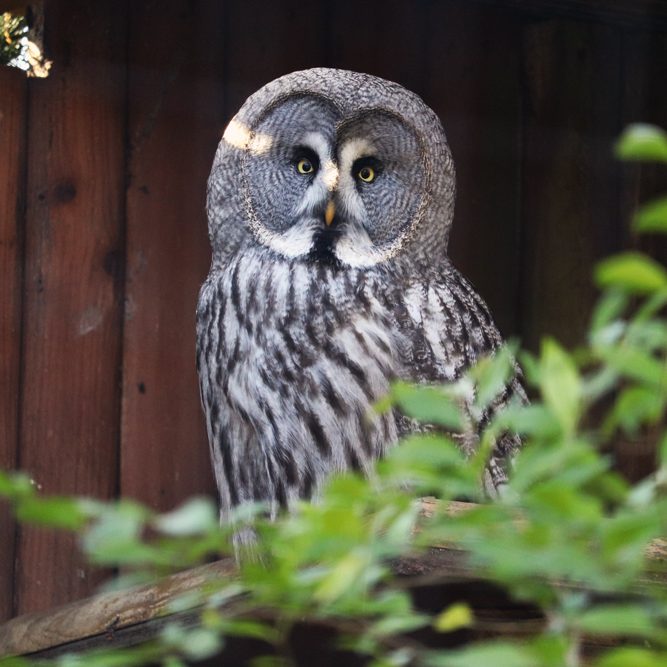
[207,69,455,268]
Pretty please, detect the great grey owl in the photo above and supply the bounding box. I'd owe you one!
[197,68,523,523]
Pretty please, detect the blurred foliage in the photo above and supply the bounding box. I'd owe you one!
[3,124,667,665]
[0,12,27,66]
[0,10,51,77]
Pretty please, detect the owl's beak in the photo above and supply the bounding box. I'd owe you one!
[324,200,336,227]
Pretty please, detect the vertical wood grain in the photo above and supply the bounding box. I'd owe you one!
[425,2,523,338]
[0,67,27,623]
[120,0,224,510]
[15,0,127,615]
[224,0,330,122]
[520,19,625,351]
[328,0,427,96]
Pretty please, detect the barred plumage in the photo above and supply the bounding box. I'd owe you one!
[197,69,524,523]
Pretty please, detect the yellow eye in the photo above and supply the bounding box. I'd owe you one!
[358,165,376,183]
[297,158,315,175]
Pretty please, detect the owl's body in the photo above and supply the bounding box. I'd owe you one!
[197,68,523,521]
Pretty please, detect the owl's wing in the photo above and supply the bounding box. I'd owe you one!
[395,265,526,492]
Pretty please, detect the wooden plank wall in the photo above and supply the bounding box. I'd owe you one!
[521,20,624,350]
[15,0,127,617]
[120,0,222,517]
[0,66,27,625]
[0,0,666,622]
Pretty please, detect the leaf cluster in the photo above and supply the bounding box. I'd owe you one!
[0,13,28,67]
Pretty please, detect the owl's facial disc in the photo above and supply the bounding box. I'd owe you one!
[243,95,426,267]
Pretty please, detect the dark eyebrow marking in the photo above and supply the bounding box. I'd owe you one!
[292,144,320,163]
[352,155,382,170]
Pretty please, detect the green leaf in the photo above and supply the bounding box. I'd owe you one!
[529,481,602,522]
[161,623,223,660]
[53,645,160,667]
[635,196,667,234]
[540,339,582,434]
[595,252,667,294]
[314,549,370,602]
[600,512,660,562]
[153,497,218,536]
[495,403,561,439]
[370,649,416,667]
[595,648,667,667]
[370,613,430,637]
[576,604,657,638]
[391,382,463,430]
[625,320,667,354]
[81,501,153,566]
[582,366,620,404]
[380,434,476,499]
[471,345,515,412]
[632,291,667,325]
[179,628,223,660]
[383,434,467,475]
[605,386,664,434]
[0,471,34,500]
[590,289,629,334]
[528,635,569,667]
[15,496,87,530]
[217,618,279,643]
[433,603,474,632]
[0,657,30,666]
[162,658,186,667]
[598,345,665,387]
[615,124,667,162]
[425,641,536,667]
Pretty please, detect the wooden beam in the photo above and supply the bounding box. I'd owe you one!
[0,559,237,656]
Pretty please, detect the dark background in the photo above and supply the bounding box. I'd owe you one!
[1,0,667,623]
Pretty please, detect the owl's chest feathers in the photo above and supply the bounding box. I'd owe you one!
[201,250,402,478]
[197,248,497,508]
[219,250,395,371]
